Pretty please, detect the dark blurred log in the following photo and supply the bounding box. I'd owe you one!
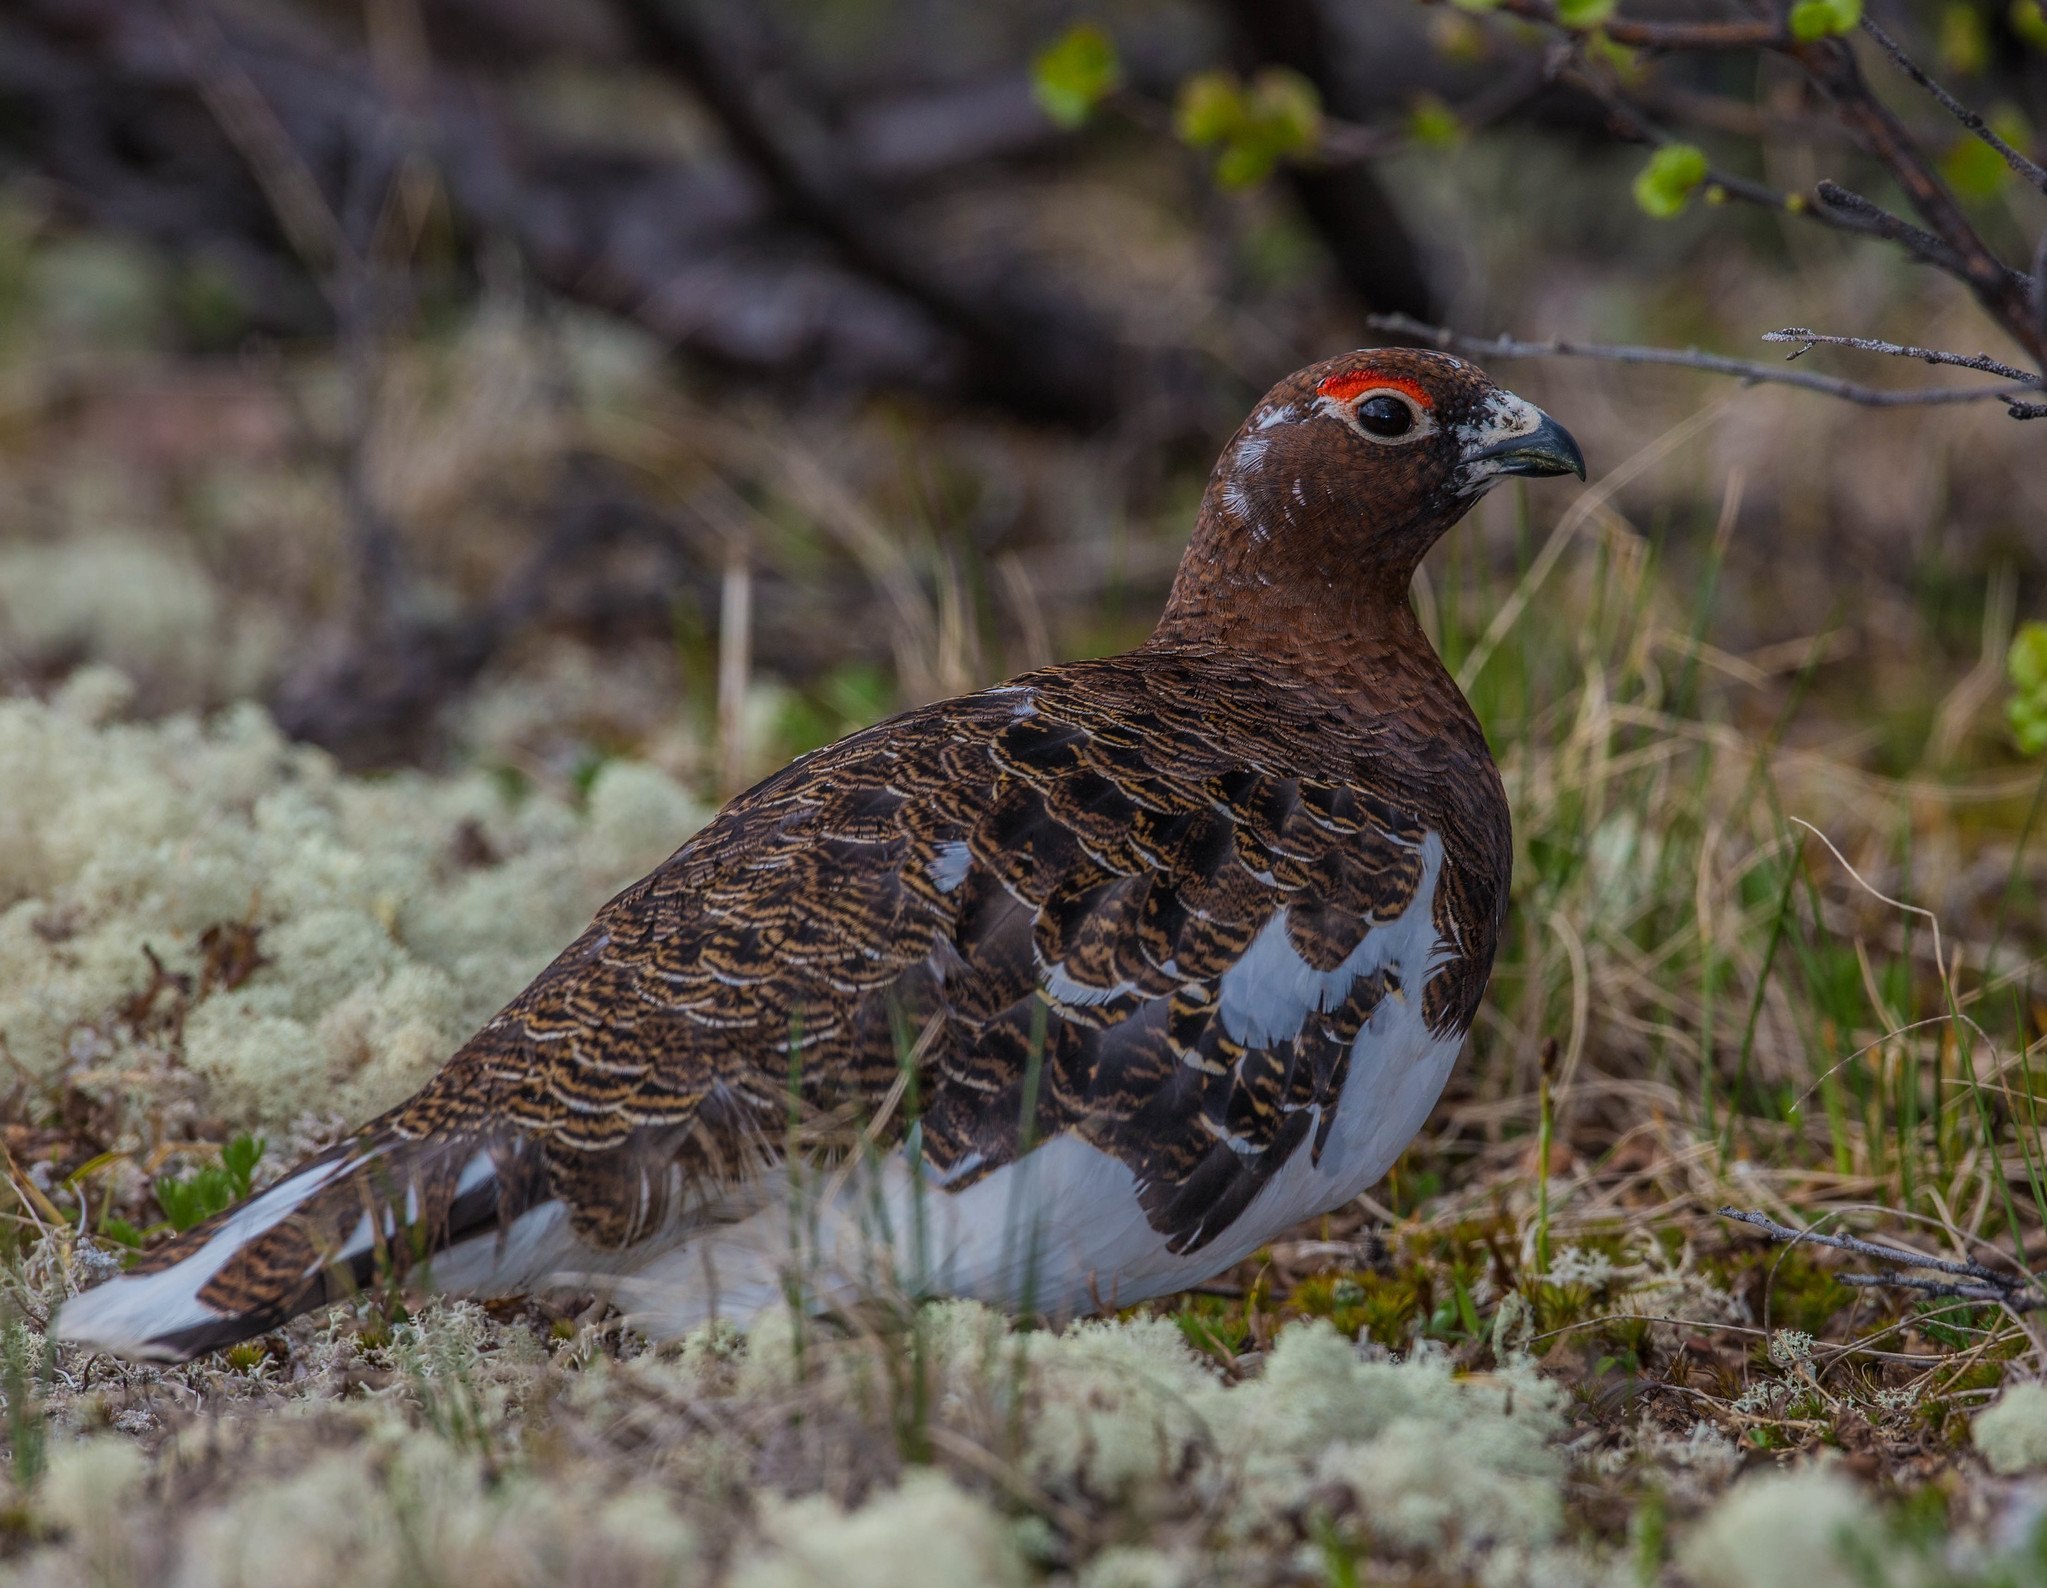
[610,0,1125,426]
[0,0,1126,421]
[1219,0,1438,322]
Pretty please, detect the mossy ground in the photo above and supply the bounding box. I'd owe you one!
[1,119,2046,1584]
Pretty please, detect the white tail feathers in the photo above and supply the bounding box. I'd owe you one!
[54,1152,362,1362]
[53,1140,588,1363]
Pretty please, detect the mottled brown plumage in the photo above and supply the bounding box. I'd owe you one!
[62,349,1584,1360]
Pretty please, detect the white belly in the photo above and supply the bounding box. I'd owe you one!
[601,997,1464,1336]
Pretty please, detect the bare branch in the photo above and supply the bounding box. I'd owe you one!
[1812,180,1998,285]
[2033,228,2047,346]
[1459,2,2047,368]
[1793,40,2044,366]
[1312,61,1548,167]
[1858,15,2047,198]
[1475,0,1788,52]
[1838,1273,2043,1311]
[1763,328,2038,385]
[1367,313,2041,412]
[1719,1207,2019,1283]
[1719,1206,2046,1314]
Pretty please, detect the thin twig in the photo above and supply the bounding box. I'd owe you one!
[1575,79,1813,222]
[1719,1208,2012,1284]
[2033,230,2047,344]
[1366,313,2037,409]
[1719,1207,2046,1315]
[1764,328,2039,385]
[1858,15,2047,198]
[1794,41,2044,365]
[164,1,358,297]
[1314,58,1551,167]
[1811,181,2001,287]
[1470,1,2047,367]
[1478,0,1787,51]
[1837,1273,2043,1311]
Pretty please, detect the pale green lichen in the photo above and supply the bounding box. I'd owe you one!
[0,534,279,707]
[33,1435,148,1538]
[156,1431,703,1588]
[1233,1324,1566,1557]
[1974,1380,2047,1475]
[1676,1467,1878,1588]
[1072,1546,1192,1588]
[712,1301,1570,1575]
[731,1470,1027,1588]
[11,1278,1906,1588]
[1014,1312,1221,1508]
[0,681,705,1136]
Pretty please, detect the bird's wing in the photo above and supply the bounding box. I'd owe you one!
[384,648,1503,1256]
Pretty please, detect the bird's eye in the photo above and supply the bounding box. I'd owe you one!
[1355,395,1415,438]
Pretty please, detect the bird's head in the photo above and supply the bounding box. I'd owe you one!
[1163,349,1584,637]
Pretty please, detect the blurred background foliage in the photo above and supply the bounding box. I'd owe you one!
[0,0,2040,780]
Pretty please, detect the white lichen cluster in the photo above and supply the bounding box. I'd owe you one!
[733,1301,1593,1583]
[22,1419,705,1588]
[732,1471,1028,1588]
[1677,1467,1881,1588]
[0,674,704,1147]
[1974,1380,2047,1476]
[0,534,282,711]
[8,1298,1605,1588]
[25,1286,2032,1588]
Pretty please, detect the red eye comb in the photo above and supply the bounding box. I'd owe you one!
[1317,370,1434,408]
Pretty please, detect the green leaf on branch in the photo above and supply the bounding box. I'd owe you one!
[1407,95,1463,149]
[1633,144,1709,218]
[1585,33,1641,75]
[1031,23,1121,129]
[1789,0,1862,41]
[1942,109,2034,198]
[1174,71,1241,148]
[1173,67,1322,191]
[1555,0,1617,27]
[2015,0,2047,50]
[1253,68,1322,152]
[2008,622,2047,755]
[1210,143,1272,190]
[1938,2,1990,74]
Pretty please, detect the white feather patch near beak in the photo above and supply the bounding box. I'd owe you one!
[1452,391,1585,493]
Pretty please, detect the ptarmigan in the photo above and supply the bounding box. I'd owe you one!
[59,349,1584,1360]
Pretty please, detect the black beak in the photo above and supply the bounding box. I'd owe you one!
[1465,411,1586,481]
